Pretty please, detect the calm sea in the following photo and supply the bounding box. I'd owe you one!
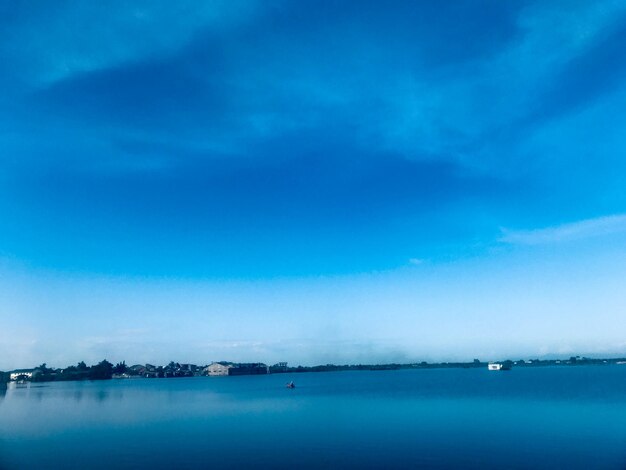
[1,366,625,469]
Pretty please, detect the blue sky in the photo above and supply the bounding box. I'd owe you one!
[1,1,626,368]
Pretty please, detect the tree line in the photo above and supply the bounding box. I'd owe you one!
[32,360,127,382]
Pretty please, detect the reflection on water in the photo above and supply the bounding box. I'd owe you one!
[0,368,625,469]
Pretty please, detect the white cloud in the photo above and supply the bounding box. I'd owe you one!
[499,214,626,245]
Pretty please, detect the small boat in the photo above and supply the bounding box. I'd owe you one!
[286,381,296,389]
[488,363,512,371]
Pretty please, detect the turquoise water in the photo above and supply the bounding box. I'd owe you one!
[1,366,625,469]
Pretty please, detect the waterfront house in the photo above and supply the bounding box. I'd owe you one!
[206,362,233,376]
[129,364,146,376]
[10,369,36,381]
[270,362,288,373]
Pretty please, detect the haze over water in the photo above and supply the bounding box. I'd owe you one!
[2,367,626,469]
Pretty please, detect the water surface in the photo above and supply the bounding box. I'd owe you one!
[1,366,625,469]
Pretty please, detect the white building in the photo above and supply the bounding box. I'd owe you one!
[10,369,35,380]
[205,362,233,376]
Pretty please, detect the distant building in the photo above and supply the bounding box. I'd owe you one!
[129,364,146,375]
[206,362,233,376]
[205,362,269,376]
[10,369,36,381]
[228,363,269,376]
[270,362,288,373]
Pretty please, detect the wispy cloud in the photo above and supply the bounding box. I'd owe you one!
[499,214,626,245]
[2,1,626,280]
[0,1,264,86]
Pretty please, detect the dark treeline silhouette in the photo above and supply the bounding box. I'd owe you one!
[32,360,115,382]
[26,360,196,382]
[276,356,626,373]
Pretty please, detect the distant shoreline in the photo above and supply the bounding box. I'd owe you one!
[3,356,625,385]
[275,356,626,374]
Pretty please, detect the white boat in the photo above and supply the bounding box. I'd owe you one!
[488,363,511,371]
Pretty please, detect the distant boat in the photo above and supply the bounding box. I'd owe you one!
[286,381,296,388]
[488,363,511,371]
